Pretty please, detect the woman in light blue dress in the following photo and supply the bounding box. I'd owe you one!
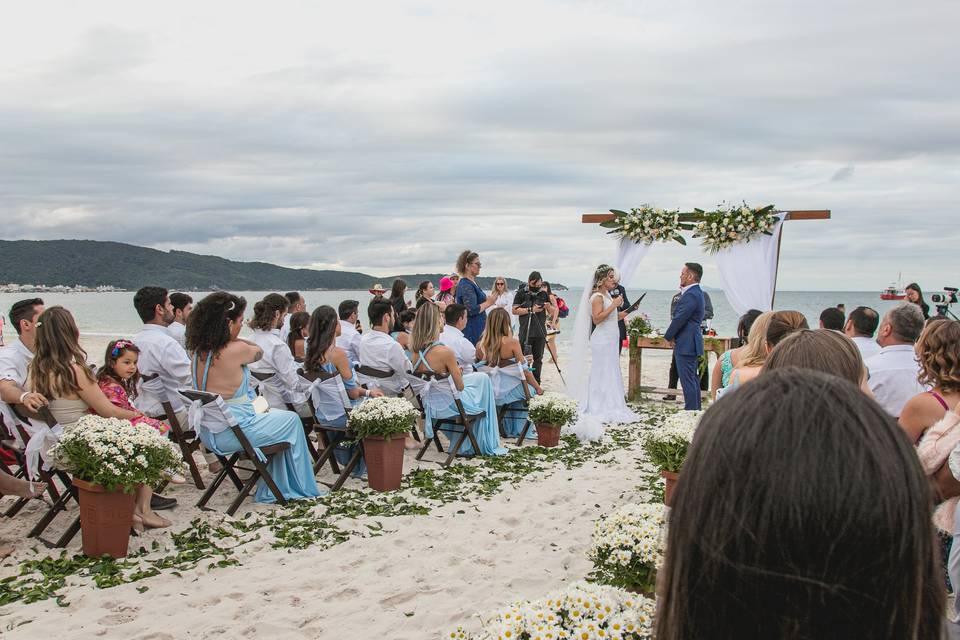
[303,306,385,477]
[476,307,542,438]
[410,302,506,456]
[187,292,321,504]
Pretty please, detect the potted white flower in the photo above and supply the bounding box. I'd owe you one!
[448,580,656,639]
[50,415,183,558]
[527,392,578,448]
[588,502,665,596]
[643,410,703,505]
[348,396,417,491]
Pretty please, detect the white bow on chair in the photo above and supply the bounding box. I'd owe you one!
[23,418,62,480]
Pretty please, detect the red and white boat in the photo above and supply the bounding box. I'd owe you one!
[881,274,906,300]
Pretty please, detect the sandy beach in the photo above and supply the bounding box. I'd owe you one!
[0,347,674,639]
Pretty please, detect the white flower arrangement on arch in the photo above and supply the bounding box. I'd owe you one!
[447,580,655,640]
[588,502,666,595]
[601,205,689,246]
[692,202,779,253]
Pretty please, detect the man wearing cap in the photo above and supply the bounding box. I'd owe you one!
[663,263,705,410]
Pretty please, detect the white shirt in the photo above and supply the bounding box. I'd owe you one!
[0,339,31,387]
[132,324,192,416]
[357,330,412,394]
[279,314,293,344]
[851,336,881,362]
[439,324,476,374]
[166,321,187,349]
[248,329,308,408]
[336,320,361,365]
[865,344,928,417]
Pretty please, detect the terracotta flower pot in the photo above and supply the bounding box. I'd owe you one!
[536,423,561,448]
[363,435,405,491]
[661,470,679,507]
[73,478,136,558]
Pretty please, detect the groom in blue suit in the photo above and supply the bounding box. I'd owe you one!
[663,263,706,410]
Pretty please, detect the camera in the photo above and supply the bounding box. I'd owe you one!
[520,283,549,308]
[931,287,958,320]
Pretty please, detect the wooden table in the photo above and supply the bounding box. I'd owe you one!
[627,335,734,401]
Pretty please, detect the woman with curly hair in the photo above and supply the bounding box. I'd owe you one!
[900,319,960,443]
[186,292,321,503]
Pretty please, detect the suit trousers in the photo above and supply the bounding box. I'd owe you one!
[669,352,709,391]
[675,353,702,410]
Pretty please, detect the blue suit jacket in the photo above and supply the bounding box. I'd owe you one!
[664,285,705,357]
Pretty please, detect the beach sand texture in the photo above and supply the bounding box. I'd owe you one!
[0,347,674,639]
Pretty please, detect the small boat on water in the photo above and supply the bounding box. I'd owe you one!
[881,273,906,300]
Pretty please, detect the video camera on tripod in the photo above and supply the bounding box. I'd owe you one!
[517,282,551,355]
[931,287,958,320]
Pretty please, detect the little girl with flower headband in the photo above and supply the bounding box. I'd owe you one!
[96,339,171,436]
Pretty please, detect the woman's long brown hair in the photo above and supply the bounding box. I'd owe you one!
[477,307,512,366]
[28,306,93,398]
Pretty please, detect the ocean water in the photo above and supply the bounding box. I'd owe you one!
[0,288,910,350]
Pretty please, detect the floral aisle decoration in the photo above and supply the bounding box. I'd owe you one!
[528,393,580,448]
[51,415,183,558]
[643,410,704,505]
[448,580,656,640]
[600,205,691,246]
[588,502,665,595]
[692,202,779,253]
[348,396,419,491]
[627,313,659,340]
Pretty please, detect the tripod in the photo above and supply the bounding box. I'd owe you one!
[521,297,565,385]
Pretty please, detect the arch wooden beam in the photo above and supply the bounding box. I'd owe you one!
[581,209,830,224]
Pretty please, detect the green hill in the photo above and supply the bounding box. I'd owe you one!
[0,240,542,290]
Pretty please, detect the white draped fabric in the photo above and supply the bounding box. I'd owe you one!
[713,214,785,317]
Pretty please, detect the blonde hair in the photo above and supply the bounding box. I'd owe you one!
[410,302,442,353]
[28,306,94,398]
[478,307,513,367]
[737,311,775,368]
[592,264,614,293]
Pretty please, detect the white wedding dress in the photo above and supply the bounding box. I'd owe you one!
[565,291,638,441]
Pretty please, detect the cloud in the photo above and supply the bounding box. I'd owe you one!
[0,0,958,289]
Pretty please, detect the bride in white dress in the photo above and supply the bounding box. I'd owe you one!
[565,264,639,441]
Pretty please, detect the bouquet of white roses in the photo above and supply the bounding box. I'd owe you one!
[588,502,665,594]
[348,396,418,440]
[528,392,578,428]
[602,205,690,246]
[447,580,655,639]
[643,410,703,473]
[50,415,183,492]
[693,202,778,253]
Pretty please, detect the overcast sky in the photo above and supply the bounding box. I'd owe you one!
[1,1,957,290]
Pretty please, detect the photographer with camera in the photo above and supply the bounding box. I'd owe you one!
[512,271,555,383]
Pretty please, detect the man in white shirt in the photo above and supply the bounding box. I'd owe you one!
[130,287,192,420]
[865,302,927,417]
[0,298,47,420]
[357,299,412,395]
[279,291,306,343]
[247,293,310,415]
[844,305,881,362]
[165,292,193,349]
[439,303,476,374]
[336,299,362,366]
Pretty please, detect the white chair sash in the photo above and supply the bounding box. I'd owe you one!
[0,401,25,447]
[249,372,294,406]
[23,417,62,480]
[478,362,526,401]
[416,375,459,414]
[306,375,351,423]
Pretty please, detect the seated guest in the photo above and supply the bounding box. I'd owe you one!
[656,368,943,639]
[899,319,960,443]
[279,291,306,343]
[186,292,320,503]
[710,309,762,400]
[476,307,542,438]
[388,279,409,332]
[436,277,456,308]
[819,306,845,331]
[726,311,774,390]
[0,298,48,419]
[844,305,881,361]
[409,303,506,456]
[765,310,810,350]
[97,340,171,435]
[357,299,413,395]
[336,300,362,365]
[303,306,383,475]
[131,286,191,425]
[439,304,477,374]
[415,281,439,310]
[286,311,310,361]
[763,329,870,392]
[29,307,172,530]
[247,293,310,416]
[391,309,416,356]
[865,302,928,418]
[166,292,193,349]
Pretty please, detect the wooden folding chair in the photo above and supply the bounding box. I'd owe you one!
[300,368,363,491]
[355,364,421,442]
[249,370,319,462]
[481,360,535,446]
[0,409,64,518]
[179,389,289,516]
[413,372,483,468]
[141,373,205,490]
